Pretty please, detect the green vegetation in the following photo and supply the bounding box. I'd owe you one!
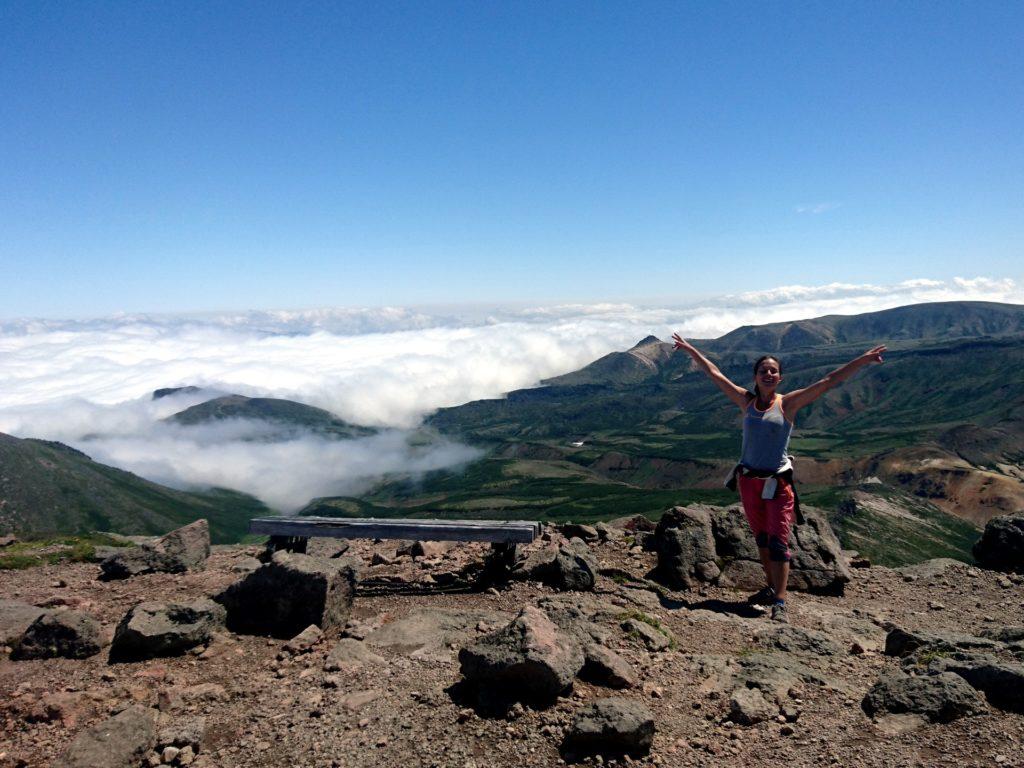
[167,394,375,439]
[617,609,676,648]
[912,648,951,667]
[805,484,981,567]
[0,532,131,570]
[0,433,270,544]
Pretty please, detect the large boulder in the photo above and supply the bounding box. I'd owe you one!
[0,599,48,646]
[926,652,1024,714]
[109,599,226,662]
[458,606,584,710]
[509,545,597,592]
[12,610,103,660]
[884,627,999,658]
[711,506,850,594]
[862,672,987,723]
[215,551,356,638]
[653,506,720,589]
[59,705,157,768]
[973,513,1024,573]
[562,698,655,758]
[100,519,210,580]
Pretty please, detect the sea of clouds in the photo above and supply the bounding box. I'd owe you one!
[1,276,1020,511]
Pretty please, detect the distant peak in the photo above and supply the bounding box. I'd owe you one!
[152,386,202,400]
[631,335,663,348]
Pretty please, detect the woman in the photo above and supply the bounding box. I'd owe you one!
[671,334,886,622]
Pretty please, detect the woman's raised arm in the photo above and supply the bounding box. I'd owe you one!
[782,345,886,418]
[672,333,750,409]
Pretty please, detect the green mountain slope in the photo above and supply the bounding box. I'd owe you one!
[0,432,269,543]
[167,395,375,439]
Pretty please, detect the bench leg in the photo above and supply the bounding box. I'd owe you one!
[475,542,519,590]
[260,535,308,562]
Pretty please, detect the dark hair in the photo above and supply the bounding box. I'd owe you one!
[751,355,782,400]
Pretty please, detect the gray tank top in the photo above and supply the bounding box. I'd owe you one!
[739,395,793,472]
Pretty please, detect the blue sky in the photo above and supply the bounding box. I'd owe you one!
[1,1,1021,318]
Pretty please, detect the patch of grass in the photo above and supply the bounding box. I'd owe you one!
[913,648,950,666]
[0,553,43,570]
[0,532,131,571]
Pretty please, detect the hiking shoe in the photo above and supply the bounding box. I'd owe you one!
[746,586,776,606]
[770,603,789,624]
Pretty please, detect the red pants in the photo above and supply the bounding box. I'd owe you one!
[738,474,795,562]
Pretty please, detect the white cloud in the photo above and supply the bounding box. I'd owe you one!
[1,276,1019,511]
[795,202,842,214]
[78,425,481,513]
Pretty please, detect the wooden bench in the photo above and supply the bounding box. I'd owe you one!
[249,516,541,557]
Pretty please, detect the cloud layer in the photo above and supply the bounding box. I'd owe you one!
[1,276,1020,511]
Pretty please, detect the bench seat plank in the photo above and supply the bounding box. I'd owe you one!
[250,516,540,544]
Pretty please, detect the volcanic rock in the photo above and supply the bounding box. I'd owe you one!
[607,514,656,532]
[509,545,596,591]
[562,698,655,758]
[729,686,778,725]
[366,607,506,659]
[325,638,386,672]
[560,523,599,542]
[621,618,671,651]
[0,600,48,646]
[862,672,986,723]
[283,624,323,654]
[11,609,103,660]
[653,505,720,589]
[973,513,1024,573]
[109,599,225,662]
[581,644,638,689]
[215,550,356,638]
[926,652,1024,713]
[458,606,584,710]
[59,705,157,768]
[884,627,999,658]
[411,540,454,559]
[100,520,210,580]
[754,624,842,657]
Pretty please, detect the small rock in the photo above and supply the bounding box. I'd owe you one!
[621,619,670,652]
[729,687,777,725]
[563,698,655,758]
[324,638,385,672]
[581,645,638,689]
[283,624,323,654]
[59,705,157,767]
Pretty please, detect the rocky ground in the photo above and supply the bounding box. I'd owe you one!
[2,518,1024,768]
